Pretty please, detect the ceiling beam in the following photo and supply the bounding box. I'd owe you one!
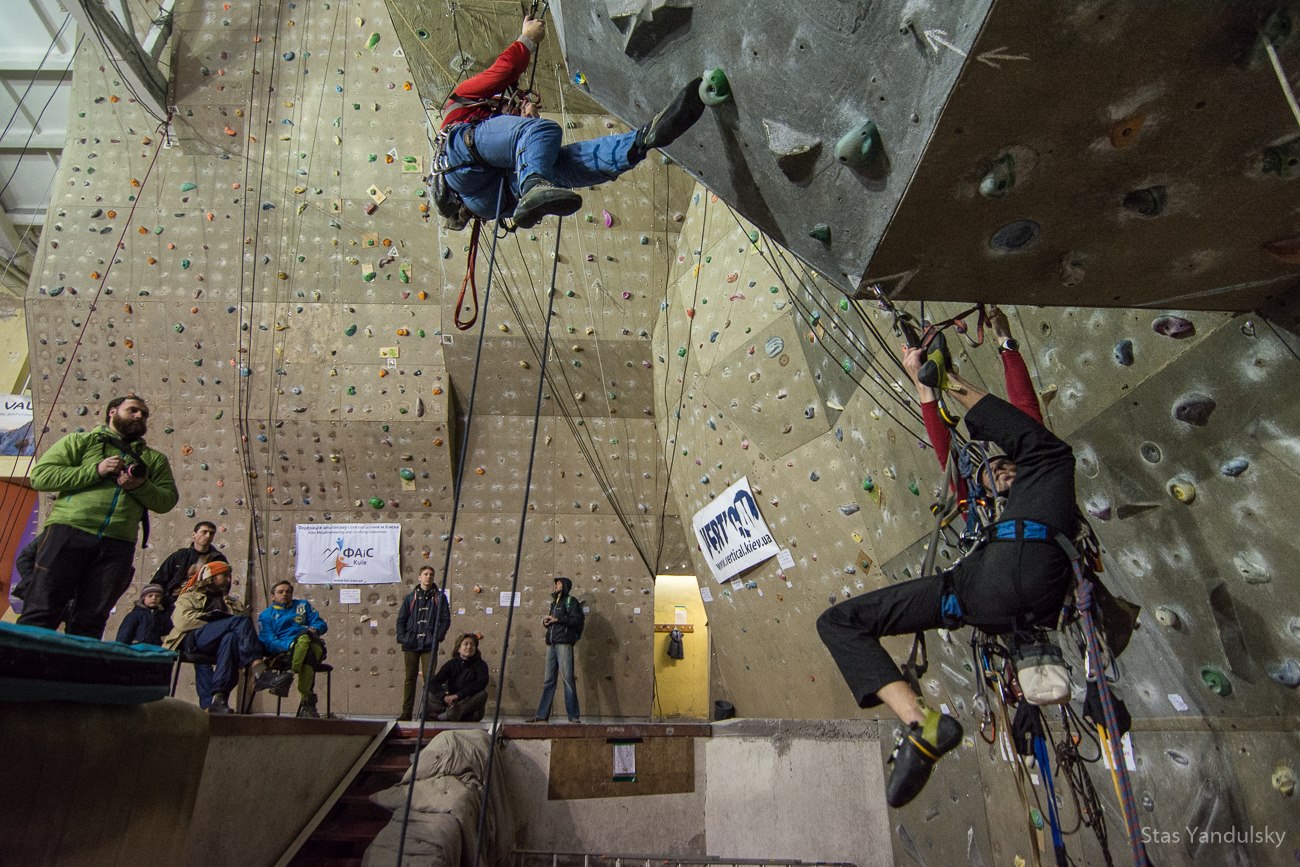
[65,0,167,120]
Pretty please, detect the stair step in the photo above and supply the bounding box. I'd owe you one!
[306,818,389,843]
[364,754,413,773]
[289,857,362,867]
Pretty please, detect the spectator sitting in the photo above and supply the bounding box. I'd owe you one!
[163,561,263,714]
[150,520,228,613]
[114,583,172,646]
[426,633,490,722]
[256,580,329,719]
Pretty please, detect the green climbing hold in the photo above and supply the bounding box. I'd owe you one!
[1201,666,1232,696]
[344,324,357,336]
[214,409,224,420]
[173,323,185,333]
[841,359,853,373]
[908,480,920,495]
[417,329,426,337]
[366,32,381,50]
[835,119,879,168]
[346,386,356,395]
[398,468,415,480]
[699,68,732,105]
[839,298,849,311]
[677,346,687,357]
[367,496,385,508]
[180,182,197,192]
[748,230,760,243]
[769,286,779,293]
[809,224,831,243]
[368,153,377,162]
[180,259,191,269]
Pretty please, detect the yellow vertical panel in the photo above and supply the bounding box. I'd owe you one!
[652,573,709,720]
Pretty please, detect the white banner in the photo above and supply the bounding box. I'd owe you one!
[0,394,33,456]
[691,477,780,583]
[295,523,402,584]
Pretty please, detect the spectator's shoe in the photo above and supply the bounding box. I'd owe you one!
[512,177,582,229]
[567,717,581,724]
[885,710,962,808]
[255,669,294,698]
[524,717,547,723]
[208,693,234,715]
[296,693,321,719]
[633,77,706,158]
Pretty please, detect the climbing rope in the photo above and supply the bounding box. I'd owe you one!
[394,179,509,867]
[471,215,567,865]
[1069,555,1150,866]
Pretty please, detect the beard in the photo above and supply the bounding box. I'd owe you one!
[113,416,148,440]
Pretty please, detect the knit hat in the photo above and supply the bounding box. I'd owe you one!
[140,583,165,602]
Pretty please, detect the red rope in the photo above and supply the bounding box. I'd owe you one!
[453,220,482,331]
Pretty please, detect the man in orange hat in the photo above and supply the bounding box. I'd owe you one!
[163,561,263,714]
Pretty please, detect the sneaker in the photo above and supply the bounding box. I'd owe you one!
[297,694,320,719]
[208,693,233,715]
[512,177,582,229]
[885,711,962,808]
[524,717,547,723]
[255,670,294,698]
[567,718,581,724]
[638,77,705,154]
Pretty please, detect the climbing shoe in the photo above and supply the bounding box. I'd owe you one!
[916,332,953,391]
[255,669,294,698]
[635,77,706,157]
[297,693,321,719]
[512,177,582,229]
[885,710,962,808]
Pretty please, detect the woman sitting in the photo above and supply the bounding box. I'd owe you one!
[426,633,490,722]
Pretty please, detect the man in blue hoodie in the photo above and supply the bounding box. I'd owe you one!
[257,580,329,718]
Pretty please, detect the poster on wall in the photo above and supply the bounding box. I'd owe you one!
[294,523,402,584]
[691,477,780,583]
[0,395,34,456]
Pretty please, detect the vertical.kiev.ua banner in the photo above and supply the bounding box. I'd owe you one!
[691,477,780,583]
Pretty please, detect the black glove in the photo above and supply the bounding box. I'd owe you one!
[1083,680,1132,738]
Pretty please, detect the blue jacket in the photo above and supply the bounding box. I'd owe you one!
[258,599,328,654]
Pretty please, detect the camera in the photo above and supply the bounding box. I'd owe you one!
[124,459,148,480]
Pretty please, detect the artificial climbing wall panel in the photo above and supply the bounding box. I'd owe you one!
[557,0,1300,311]
[26,0,694,719]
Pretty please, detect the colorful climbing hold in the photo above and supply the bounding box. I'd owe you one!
[1113,339,1134,366]
[1173,393,1216,426]
[1200,666,1232,697]
[699,68,731,105]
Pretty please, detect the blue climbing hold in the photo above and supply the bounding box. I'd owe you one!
[1220,457,1249,477]
[1114,338,1134,366]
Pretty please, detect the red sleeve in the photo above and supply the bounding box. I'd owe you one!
[1000,350,1042,424]
[922,399,968,502]
[441,42,532,128]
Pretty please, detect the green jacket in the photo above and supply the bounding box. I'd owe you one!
[31,425,179,544]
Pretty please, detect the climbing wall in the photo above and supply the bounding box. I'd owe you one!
[554,0,1300,310]
[660,185,1300,864]
[25,0,697,718]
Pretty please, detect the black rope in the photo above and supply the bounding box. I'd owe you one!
[393,178,509,866]
[472,213,567,864]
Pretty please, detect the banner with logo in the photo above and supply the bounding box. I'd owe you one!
[295,523,402,584]
[0,395,33,456]
[691,477,780,583]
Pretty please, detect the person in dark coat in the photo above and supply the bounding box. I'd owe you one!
[426,633,490,722]
[150,520,228,613]
[114,583,172,646]
[396,566,451,720]
[526,576,584,723]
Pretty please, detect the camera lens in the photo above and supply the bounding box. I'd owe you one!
[127,462,147,479]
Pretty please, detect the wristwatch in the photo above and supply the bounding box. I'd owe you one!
[997,337,1019,354]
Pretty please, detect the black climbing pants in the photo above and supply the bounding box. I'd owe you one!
[17,523,136,639]
[817,394,1075,708]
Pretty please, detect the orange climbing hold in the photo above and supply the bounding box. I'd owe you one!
[89,271,101,279]
[146,257,157,265]
[109,95,120,104]
[416,290,427,300]
[378,369,388,377]
[181,445,194,456]
[224,126,237,136]
[130,179,140,188]
[431,386,442,395]
[137,227,147,234]
[106,210,117,218]
[124,339,134,349]
[395,328,409,336]
[433,437,443,446]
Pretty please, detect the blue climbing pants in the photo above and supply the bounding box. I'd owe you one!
[534,641,580,722]
[443,116,641,220]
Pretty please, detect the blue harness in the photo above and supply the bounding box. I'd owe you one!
[938,519,1055,628]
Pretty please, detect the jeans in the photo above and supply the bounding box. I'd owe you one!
[186,616,263,708]
[444,116,642,220]
[17,523,136,638]
[535,642,579,721]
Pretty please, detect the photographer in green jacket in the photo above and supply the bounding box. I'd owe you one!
[18,395,178,639]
